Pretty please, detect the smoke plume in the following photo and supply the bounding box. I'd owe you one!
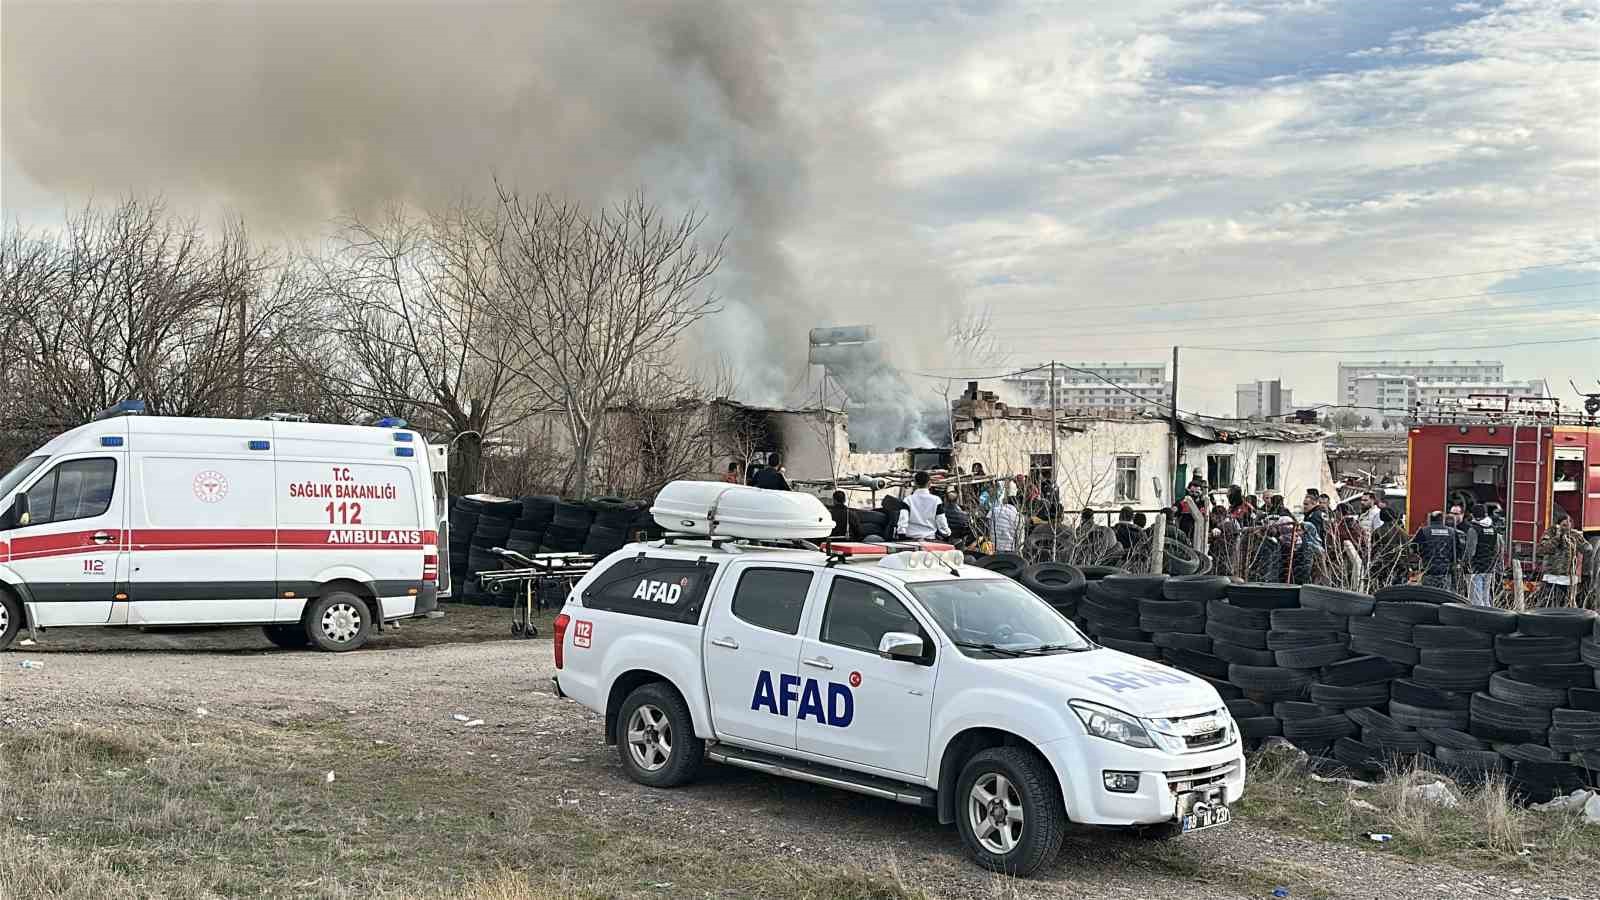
[2,1,969,444]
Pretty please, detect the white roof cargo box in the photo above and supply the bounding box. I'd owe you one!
[652,480,833,540]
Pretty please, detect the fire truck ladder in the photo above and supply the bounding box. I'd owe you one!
[1507,421,1546,568]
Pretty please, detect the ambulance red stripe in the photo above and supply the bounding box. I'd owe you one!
[1,528,436,561]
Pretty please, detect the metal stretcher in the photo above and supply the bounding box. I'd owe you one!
[478,547,600,637]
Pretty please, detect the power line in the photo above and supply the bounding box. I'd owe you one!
[985,282,1600,337]
[1187,335,1600,355]
[987,256,1600,314]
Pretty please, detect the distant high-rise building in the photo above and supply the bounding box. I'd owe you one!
[1004,362,1169,413]
[1236,380,1293,418]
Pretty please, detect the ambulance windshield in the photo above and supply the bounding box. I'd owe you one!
[0,456,47,501]
[909,577,1091,656]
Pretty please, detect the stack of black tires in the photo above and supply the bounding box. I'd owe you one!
[540,500,595,553]
[509,495,557,555]
[585,497,644,556]
[460,496,522,603]
[1079,574,1166,660]
[1017,562,1087,620]
[1148,575,1229,691]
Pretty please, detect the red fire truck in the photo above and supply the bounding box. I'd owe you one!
[1405,396,1600,571]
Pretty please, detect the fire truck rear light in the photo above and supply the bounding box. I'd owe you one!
[553,613,571,669]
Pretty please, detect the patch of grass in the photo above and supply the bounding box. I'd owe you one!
[0,720,926,900]
[1237,745,1600,872]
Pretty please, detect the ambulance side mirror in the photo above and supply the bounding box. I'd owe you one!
[0,496,19,530]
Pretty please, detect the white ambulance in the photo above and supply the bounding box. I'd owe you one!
[0,402,449,652]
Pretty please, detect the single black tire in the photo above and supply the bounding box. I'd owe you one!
[1299,585,1376,617]
[1375,584,1461,605]
[1206,621,1269,650]
[1271,608,1341,631]
[1162,648,1229,679]
[1237,716,1282,739]
[1365,727,1432,755]
[1141,614,1207,634]
[1436,745,1503,772]
[1373,601,1440,625]
[1409,665,1493,694]
[1419,727,1489,751]
[1228,664,1312,697]
[1348,635,1420,666]
[1418,647,1496,671]
[1310,681,1391,709]
[1139,597,1205,618]
[1320,655,1408,686]
[1210,640,1277,667]
[1549,728,1600,753]
[1471,691,1552,730]
[1390,679,1472,711]
[1196,673,1244,699]
[1274,644,1350,669]
[1207,598,1272,629]
[1411,625,1494,650]
[1552,708,1600,729]
[1506,663,1593,688]
[617,682,705,788]
[955,747,1068,877]
[1345,707,1402,733]
[1151,632,1212,652]
[1349,617,1415,643]
[1583,638,1600,669]
[1225,583,1301,610]
[0,588,21,651]
[1388,701,1470,731]
[1273,701,1328,721]
[1267,629,1342,651]
[1226,698,1270,718]
[263,624,310,649]
[1099,574,1168,600]
[1498,742,1561,763]
[1091,623,1147,643]
[1568,687,1600,712]
[1516,608,1598,638]
[1022,563,1087,601]
[1436,602,1519,634]
[1282,713,1358,743]
[1488,671,1568,708]
[1162,575,1230,602]
[1333,736,1384,773]
[1495,634,1580,665]
[303,591,373,652]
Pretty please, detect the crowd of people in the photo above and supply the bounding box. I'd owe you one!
[725,453,1590,609]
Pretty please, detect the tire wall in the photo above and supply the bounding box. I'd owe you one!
[979,559,1600,804]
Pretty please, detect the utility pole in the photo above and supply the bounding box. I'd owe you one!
[1170,346,1181,496]
[1049,360,1059,562]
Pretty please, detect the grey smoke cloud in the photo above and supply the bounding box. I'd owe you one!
[2,1,969,441]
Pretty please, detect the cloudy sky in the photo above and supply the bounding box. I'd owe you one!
[4,0,1597,416]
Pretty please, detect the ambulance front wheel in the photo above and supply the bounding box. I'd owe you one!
[305,591,373,652]
[0,588,21,651]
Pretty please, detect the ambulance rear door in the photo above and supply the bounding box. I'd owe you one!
[272,423,426,622]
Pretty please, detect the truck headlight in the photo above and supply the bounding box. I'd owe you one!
[1070,701,1155,749]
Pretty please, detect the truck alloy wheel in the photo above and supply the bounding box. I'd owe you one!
[969,773,1024,854]
[956,747,1066,876]
[626,704,674,772]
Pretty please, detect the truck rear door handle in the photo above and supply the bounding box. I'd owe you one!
[90,531,114,545]
[802,656,833,670]
[711,637,739,650]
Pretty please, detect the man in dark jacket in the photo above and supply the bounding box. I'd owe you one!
[1112,506,1141,550]
[1412,510,1462,589]
[828,490,863,541]
[1370,506,1409,586]
[1462,503,1500,606]
[752,452,790,491]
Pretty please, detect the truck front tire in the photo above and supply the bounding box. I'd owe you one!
[616,682,704,788]
[955,746,1067,877]
[0,589,21,651]
[304,591,372,652]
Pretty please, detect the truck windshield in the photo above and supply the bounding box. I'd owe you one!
[908,577,1092,657]
[0,456,47,500]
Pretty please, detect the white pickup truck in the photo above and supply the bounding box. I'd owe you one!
[551,483,1244,875]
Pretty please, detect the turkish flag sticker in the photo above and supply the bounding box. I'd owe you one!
[848,671,862,688]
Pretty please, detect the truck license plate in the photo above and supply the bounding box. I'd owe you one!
[1176,788,1230,834]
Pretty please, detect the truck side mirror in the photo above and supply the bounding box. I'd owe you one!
[878,631,923,661]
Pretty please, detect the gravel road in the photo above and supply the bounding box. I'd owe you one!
[3,619,1594,900]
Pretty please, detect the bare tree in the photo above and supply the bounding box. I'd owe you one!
[0,197,329,469]
[315,201,529,493]
[490,187,723,496]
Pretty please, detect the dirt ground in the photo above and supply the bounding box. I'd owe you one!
[2,606,1596,900]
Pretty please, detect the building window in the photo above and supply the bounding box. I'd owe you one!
[1115,456,1140,502]
[1206,454,1234,488]
[1029,453,1053,486]
[1255,454,1279,492]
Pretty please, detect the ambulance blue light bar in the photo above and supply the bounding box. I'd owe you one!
[249,440,271,451]
[394,447,415,458]
[376,417,408,428]
[91,400,147,422]
[392,432,414,442]
[100,436,125,447]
